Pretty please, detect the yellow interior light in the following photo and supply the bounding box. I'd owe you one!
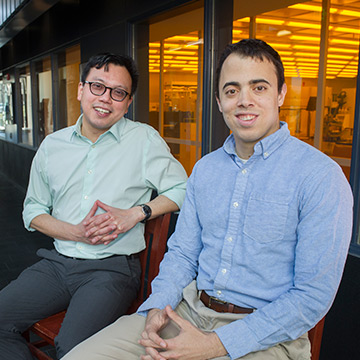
[287,21,321,30]
[233,30,243,35]
[338,9,360,17]
[149,43,160,48]
[327,59,349,64]
[295,52,319,57]
[296,58,319,63]
[268,43,291,49]
[278,51,293,56]
[330,39,359,46]
[293,45,320,51]
[164,50,196,55]
[327,54,353,59]
[328,47,359,54]
[290,35,320,42]
[334,27,360,34]
[167,35,199,42]
[256,18,285,25]
[289,4,322,12]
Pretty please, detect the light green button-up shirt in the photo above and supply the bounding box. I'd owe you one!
[23,115,187,259]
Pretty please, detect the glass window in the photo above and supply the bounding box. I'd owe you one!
[0,74,15,141]
[148,6,204,175]
[35,56,53,143]
[19,64,33,146]
[57,44,81,127]
[233,0,359,180]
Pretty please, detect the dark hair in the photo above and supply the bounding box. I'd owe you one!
[81,53,139,96]
[215,38,285,96]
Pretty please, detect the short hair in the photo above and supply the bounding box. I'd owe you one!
[81,53,139,97]
[215,38,285,96]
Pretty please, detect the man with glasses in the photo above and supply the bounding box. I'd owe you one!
[0,53,187,359]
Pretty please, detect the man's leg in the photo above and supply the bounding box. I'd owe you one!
[0,255,71,360]
[61,313,147,360]
[55,255,141,358]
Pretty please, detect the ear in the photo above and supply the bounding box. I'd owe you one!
[77,82,84,101]
[125,96,133,114]
[216,95,223,113]
[278,83,287,107]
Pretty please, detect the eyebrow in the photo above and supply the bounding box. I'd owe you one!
[91,77,128,91]
[222,78,272,91]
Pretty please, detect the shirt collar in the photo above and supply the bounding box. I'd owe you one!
[223,121,290,160]
[70,114,127,143]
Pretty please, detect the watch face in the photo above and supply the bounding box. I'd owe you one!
[142,204,152,218]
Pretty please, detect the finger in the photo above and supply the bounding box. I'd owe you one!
[144,346,167,360]
[164,306,188,329]
[96,200,111,212]
[83,202,99,224]
[85,213,111,228]
[86,223,116,237]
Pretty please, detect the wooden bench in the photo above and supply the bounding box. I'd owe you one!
[23,213,171,360]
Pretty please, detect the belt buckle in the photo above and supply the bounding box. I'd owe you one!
[208,295,227,307]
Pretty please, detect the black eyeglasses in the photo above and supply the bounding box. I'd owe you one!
[84,81,130,102]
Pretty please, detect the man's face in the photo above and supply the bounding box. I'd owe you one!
[216,54,287,158]
[77,63,133,141]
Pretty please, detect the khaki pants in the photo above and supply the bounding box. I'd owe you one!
[62,281,311,360]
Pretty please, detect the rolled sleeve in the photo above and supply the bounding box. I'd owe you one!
[23,143,52,230]
[144,131,187,208]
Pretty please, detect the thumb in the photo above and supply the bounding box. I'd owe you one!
[164,305,188,329]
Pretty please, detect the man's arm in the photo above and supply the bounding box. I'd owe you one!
[30,201,115,245]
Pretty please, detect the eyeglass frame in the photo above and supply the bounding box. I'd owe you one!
[83,81,130,102]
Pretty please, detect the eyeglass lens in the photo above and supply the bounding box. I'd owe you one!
[89,82,127,102]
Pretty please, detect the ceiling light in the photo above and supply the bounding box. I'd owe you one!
[287,21,321,29]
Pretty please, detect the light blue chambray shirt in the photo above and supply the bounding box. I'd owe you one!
[138,122,353,359]
[23,115,187,259]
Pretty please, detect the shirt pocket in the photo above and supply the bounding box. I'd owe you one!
[243,195,289,243]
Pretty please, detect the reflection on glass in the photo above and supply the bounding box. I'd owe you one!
[36,57,53,143]
[58,44,81,127]
[149,7,203,175]
[233,0,359,180]
[0,76,14,140]
[19,65,33,146]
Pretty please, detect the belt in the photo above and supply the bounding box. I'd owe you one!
[200,291,255,314]
[60,253,139,261]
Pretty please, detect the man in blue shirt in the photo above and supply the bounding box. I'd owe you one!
[62,40,353,360]
[0,53,187,359]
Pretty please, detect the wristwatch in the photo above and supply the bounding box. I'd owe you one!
[139,204,152,223]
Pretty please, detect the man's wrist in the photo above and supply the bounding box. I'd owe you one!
[138,204,152,223]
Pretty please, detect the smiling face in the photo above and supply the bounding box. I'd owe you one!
[216,54,287,158]
[77,63,133,142]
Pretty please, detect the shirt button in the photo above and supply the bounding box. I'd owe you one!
[217,290,222,296]
[91,144,96,149]
[88,170,92,174]
[264,152,269,157]
[233,202,239,208]
[78,245,83,250]
[227,237,233,242]
[222,268,227,274]
[242,169,247,174]
[84,195,89,200]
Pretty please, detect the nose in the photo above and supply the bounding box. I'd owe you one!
[98,88,112,103]
[236,89,254,108]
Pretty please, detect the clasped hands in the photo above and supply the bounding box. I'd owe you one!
[139,306,227,360]
[77,200,143,245]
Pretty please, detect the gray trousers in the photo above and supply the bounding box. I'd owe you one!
[0,248,141,360]
[62,280,311,360]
